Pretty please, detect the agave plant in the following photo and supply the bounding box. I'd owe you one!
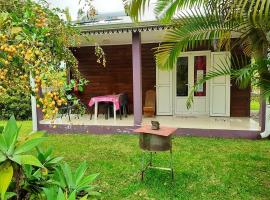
[20,147,63,198]
[0,116,46,199]
[36,147,63,172]
[51,161,100,198]
[125,0,270,104]
[43,187,89,200]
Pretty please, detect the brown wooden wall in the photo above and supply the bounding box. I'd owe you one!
[230,49,251,117]
[230,81,251,117]
[71,43,250,117]
[71,43,157,113]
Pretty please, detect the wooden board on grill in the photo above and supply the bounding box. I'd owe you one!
[134,125,176,137]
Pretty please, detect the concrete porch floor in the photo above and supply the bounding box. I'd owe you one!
[40,114,260,131]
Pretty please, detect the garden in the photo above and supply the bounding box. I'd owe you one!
[1,120,270,199]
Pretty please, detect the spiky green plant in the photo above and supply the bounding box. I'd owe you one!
[51,161,100,198]
[0,116,46,199]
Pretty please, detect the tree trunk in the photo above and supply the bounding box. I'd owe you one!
[13,165,22,200]
[251,32,270,131]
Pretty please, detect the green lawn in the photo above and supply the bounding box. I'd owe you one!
[251,100,260,111]
[1,121,270,199]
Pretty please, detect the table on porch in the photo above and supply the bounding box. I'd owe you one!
[88,95,120,120]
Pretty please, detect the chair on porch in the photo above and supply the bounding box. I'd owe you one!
[107,92,129,120]
[143,90,156,117]
[58,99,81,121]
[118,92,129,120]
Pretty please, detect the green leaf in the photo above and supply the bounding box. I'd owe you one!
[14,137,46,155]
[70,79,75,85]
[10,155,43,167]
[3,116,19,147]
[79,195,88,200]
[0,126,3,134]
[0,162,13,200]
[78,173,99,189]
[0,136,7,152]
[56,188,65,200]
[67,190,76,200]
[62,163,74,190]
[43,187,58,200]
[54,167,67,189]
[78,85,84,92]
[43,147,53,158]
[75,161,87,186]
[26,131,46,140]
[88,191,101,196]
[47,156,63,164]
[0,152,6,163]
[4,192,16,200]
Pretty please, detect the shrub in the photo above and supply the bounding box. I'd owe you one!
[0,87,31,120]
[0,117,100,199]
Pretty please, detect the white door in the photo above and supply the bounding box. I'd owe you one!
[210,52,231,116]
[156,67,173,115]
[174,52,210,115]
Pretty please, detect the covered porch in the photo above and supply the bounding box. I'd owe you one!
[36,21,265,139]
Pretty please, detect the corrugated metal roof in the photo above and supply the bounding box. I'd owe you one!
[75,15,170,35]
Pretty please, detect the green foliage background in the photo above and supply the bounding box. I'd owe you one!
[0,87,31,120]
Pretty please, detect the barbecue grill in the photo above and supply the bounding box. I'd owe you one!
[134,125,176,181]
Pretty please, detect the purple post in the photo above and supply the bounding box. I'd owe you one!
[260,100,266,132]
[132,31,142,126]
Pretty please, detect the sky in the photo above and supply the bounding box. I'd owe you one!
[45,0,156,20]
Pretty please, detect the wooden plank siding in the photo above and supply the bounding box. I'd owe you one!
[230,82,250,117]
[71,43,157,113]
[230,49,251,117]
[71,43,250,117]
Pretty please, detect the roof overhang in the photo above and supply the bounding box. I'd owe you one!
[76,20,170,35]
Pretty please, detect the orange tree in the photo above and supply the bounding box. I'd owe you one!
[0,0,89,120]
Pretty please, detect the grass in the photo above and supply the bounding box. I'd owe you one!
[251,100,260,111]
[0,120,32,134]
[1,121,270,199]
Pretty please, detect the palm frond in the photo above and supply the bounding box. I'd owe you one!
[123,0,151,21]
[125,0,211,22]
[154,0,210,22]
[155,6,242,70]
[231,0,270,25]
[252,59,270,102]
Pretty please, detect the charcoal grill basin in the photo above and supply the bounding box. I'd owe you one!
[139,133,171,151]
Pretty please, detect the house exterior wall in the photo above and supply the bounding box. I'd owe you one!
[230,50,251,117]
[71,43,250,117]
[71,43,157,113]
[231,81,251,117]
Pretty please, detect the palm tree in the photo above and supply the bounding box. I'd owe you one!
[124,0,270,105]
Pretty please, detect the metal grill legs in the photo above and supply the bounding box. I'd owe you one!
[141,150,174,181]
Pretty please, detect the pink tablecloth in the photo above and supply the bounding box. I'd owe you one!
[88,95,120,110]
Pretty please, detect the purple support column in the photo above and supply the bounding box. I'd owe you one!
[132,31,142,126]
[260,100,266,132]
